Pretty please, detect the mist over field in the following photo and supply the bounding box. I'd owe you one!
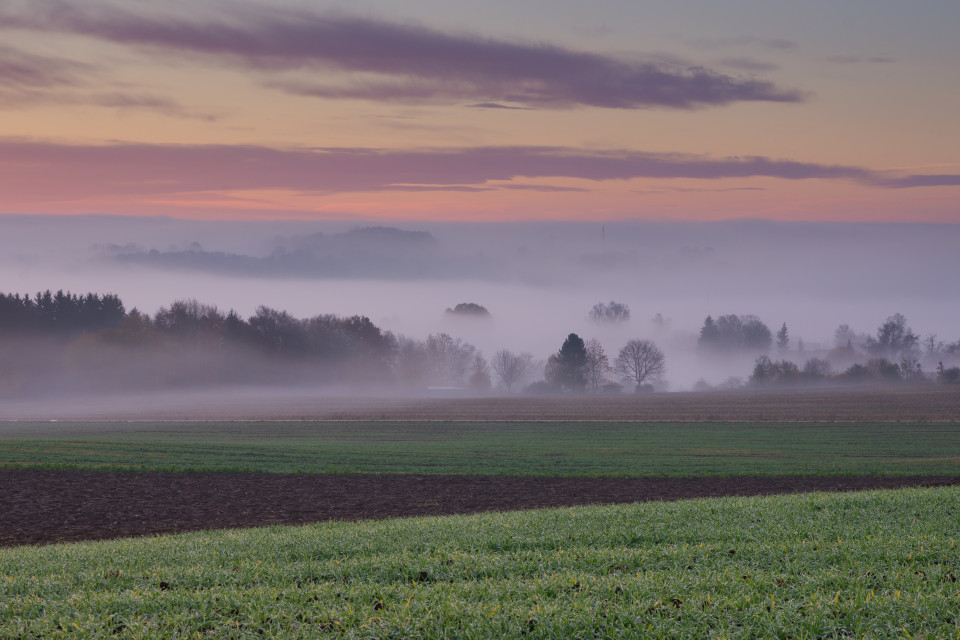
[1,214,958,395]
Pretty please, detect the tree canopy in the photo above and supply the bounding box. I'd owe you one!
[588,301,630,324]
[545,333,587,392]
[698,314,772,352]
[614,339,666,391]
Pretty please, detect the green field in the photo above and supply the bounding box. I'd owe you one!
[2,420,960,476]
[3,486,959,638]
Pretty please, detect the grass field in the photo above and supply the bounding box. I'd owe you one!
[2,419,960,476]
[4,389,959,637]
[2,486,959,638]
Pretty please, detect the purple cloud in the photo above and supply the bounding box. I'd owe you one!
[719,57,780,72]
[466,103,536,110]
[377,182,589,193]
[0,4,803,109]
[0,42,215,119]
[878,175,960,188]
[0,86,219,120]
[826,55,896,65]
[376,185,495,193]
[0,141,956,202]
[499,184,590,192]
[692,36,798,51]
[0,44,87,89]
[667,186,768,193]
[87,92,220,121]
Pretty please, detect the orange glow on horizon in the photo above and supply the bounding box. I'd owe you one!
[3,177,956,224]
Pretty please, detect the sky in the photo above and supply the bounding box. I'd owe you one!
[1,0,958,394]
[1,0,959,223]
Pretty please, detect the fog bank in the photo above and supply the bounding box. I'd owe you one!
[1,215,958,390]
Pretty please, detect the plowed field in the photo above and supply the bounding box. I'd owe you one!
[3,470,957,547]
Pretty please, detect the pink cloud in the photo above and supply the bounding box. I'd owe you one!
[0,141,956,210]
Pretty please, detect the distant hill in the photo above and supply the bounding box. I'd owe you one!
[110,226,443,279]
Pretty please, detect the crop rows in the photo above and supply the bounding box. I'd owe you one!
[2,486,959,638]
[2,420,960,476]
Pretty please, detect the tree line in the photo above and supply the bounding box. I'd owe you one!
[0,291,125,337]
[1,290,956,397]
[692,312,960,389]
[500,333,666,395]
[0,290,670,397]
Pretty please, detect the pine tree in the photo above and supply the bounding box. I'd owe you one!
[776,322,790,353]
[546,333,587,392]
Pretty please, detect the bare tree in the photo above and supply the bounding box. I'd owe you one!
[922,334,945,359]
[491,349,534,392]
[583,339,610,393]
[866,313,918,359]
[468,353,492,391]
[393,335,428,388]
[424,333,476,386]
[614,339,666,391]
[802,357,832,378]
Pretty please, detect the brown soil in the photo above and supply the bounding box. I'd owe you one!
[2,471,957,547]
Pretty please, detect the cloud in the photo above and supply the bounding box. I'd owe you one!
[376,185,495,193]
[376,182,589,193]
[826,55,895,65]
[0,141,956,206]
[466,103,536,110]
[691,36,798,51]
[498,184,590,192]
[0,44,88,89]
[0,87,219,120]
[0,42,214,119]
[0,3,803,109]
[878,175,960,188]
[666,187,768,193]
[719,57,780,72]
[87,92,220,121]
